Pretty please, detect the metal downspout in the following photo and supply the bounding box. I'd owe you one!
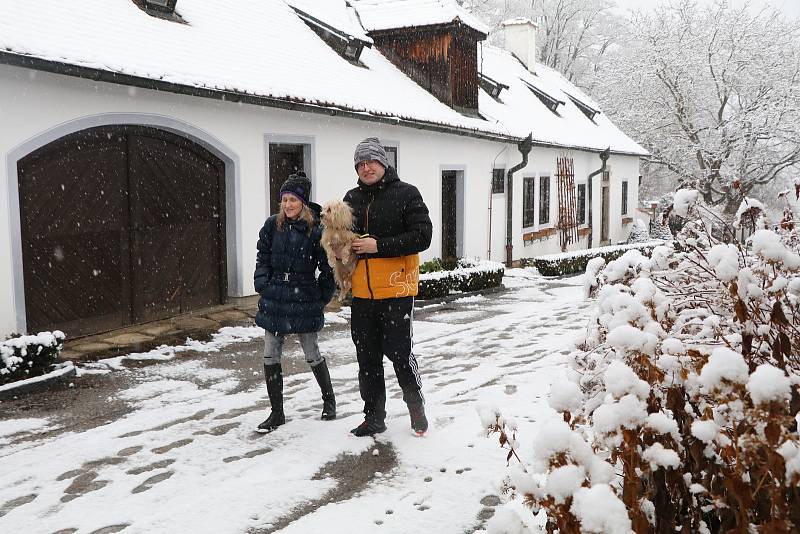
[586,147,610,248]
[505,134,533,266]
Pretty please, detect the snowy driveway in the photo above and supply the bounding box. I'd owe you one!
[0,270,588,533]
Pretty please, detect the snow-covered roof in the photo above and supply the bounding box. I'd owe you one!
[0,0,511,139]
[354,0,490,35]
[0,0,647,155]
[479,45,648,155]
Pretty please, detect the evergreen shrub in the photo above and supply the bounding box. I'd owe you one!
[418,258,504,300]
[0,331,65,386]
[532,241,663,277]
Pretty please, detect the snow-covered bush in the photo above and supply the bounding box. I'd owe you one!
[418,260,504,299]
[533,241,663,277]
[1,331,65,385]
[485,190,800,532]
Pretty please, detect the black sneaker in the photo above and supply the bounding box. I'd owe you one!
[409,404,428,436]
[350,420,387,437]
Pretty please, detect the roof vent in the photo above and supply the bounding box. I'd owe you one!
[134,0,184,22]
[143,0,177,13]
[522,79,563,114]
[479,73,508,99]
[292,6,371,63]
[566,93,600,121]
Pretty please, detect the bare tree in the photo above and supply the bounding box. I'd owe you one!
[535,0,619,84]
[593,0,800,214]
[459,0,621,86]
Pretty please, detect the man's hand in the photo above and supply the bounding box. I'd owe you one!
[352,237,377,255]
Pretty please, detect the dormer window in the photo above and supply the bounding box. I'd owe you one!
[292,6,369,63]
[522,79,563,114]
[479,73,509,99]
[133,0,184,22]
[566,93,600,121]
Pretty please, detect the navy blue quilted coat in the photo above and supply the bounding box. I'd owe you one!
[253,208,335,334]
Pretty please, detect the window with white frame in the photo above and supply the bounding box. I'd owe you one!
[577,183,586,225]
[492,168,505,194]
[621,180,629,215]
[539,175,551,225]
[384,146,398,170]
[523,176,535,227]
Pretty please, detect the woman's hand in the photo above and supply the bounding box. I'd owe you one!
[351,237,377,255]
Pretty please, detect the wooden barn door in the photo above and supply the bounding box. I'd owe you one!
[18,129,132,336]
[17,125,226,336]
[128,129,226,323]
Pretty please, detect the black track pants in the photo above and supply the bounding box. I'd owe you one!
[351,296,423,423]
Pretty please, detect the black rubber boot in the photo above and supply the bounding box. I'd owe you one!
[257,363,285,433]
[311,359,336,421]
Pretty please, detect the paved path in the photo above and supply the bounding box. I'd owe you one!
[0,272,590,534]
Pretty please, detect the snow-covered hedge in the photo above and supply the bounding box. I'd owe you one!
[0,331,65,385]
[484,190,800,533]
[532,241,663,277]
[418,259,504,300]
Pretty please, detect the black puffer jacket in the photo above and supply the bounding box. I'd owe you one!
[343,166,432,258]
[253,207,335,334]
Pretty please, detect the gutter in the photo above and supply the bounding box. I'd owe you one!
[505,133,533,266]
[586,147,611,248]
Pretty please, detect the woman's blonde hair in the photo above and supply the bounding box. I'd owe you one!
[276,203,315,235]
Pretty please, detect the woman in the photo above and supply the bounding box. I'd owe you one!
[253,171,336,433]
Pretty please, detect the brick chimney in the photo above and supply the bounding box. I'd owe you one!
[501,18,537,73]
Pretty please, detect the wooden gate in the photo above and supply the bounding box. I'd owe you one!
[556,157,579,251]
[18,126,226,336]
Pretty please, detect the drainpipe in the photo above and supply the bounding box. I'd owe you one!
[586,147,610,248]
[505,134,534,266]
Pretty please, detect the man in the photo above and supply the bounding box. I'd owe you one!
[345,137,433,437]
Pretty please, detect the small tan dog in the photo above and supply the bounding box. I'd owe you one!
[320,200,358,301]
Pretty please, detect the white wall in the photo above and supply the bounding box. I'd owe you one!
[0,64,511,336]
[0,64,640,336]
[490,147,641,259]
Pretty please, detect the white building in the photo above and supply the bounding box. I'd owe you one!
[0,0,647,338]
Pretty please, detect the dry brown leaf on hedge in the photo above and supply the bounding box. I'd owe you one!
[771,301,789,326]
[735,299,748,322]
[765,421,782,447]
[779,332,792,358]
[743,334,753,357]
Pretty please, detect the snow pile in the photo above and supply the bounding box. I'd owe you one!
[484,189,800,531]
[671,189,699,217]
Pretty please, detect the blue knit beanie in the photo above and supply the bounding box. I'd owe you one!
[279,171,311,204]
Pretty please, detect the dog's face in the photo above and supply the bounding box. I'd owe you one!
[320,200,354,230]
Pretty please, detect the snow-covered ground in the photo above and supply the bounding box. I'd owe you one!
[0,269,588,533]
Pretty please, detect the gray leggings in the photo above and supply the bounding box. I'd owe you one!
[263,331,323,367]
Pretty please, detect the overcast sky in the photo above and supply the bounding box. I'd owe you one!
[614,0,800,17]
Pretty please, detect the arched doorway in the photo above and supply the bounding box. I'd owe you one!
[17,125,227,337]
